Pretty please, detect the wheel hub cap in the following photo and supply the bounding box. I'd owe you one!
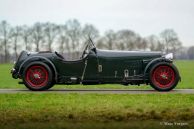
[33,73,40,79]
[161,74,167,79]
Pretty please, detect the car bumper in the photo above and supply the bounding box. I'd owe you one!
[11,68,19,79]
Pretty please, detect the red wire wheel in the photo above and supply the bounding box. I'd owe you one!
[23,63,54,91]
[150,63,179,91]
[152,65,175,88]
[25,65,49,87]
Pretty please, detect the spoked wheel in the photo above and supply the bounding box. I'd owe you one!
[23,63,54,91]
[149,63,180,91]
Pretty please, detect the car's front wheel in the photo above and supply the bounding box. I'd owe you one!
[23,63,54,91]
[149,62,180,91]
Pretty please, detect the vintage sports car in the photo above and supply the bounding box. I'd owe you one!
[11,38,180,91]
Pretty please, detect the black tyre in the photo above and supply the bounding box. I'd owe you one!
[149,62,180,91]
[23,62,54,91]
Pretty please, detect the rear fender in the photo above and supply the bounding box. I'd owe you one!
[18,56,58,81]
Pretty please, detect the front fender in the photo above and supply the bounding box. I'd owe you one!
[18,56,58,81]
[144,57,172,76]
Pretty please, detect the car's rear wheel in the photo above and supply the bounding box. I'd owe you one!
[23,63,54,91]
[149,62,179,91]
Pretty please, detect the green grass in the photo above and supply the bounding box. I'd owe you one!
[0,93,194,128]
[0,60,193,89]
[175,60,194,89]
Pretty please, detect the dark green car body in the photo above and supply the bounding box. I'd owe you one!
[11,42,180,91]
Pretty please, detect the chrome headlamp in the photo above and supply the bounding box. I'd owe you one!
[163,53,173,60]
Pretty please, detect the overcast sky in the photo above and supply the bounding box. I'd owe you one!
[0,0,193,46]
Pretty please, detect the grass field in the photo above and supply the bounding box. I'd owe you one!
[0,60,193,89]
[1,93,194,128]
[0,60,194,129]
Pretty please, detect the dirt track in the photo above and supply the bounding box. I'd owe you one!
[0,89,194,94]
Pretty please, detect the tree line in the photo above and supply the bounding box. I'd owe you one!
[0,19,192,63]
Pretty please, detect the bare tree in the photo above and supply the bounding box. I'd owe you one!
[96,38,105,49]
[160,29,182,53]
[66,19,82,58]
[116,30,137,50]
[82,24,99,40]
[98,30,116,50]
[31,22,44,51]
[58,25,70,53]
[146,35,163,51]
[10,26,22,59]
[66,19,82,50]
[21,25,32,50]
[0,21,11,63]
[135,36,148,50]
[43,22,59,51]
